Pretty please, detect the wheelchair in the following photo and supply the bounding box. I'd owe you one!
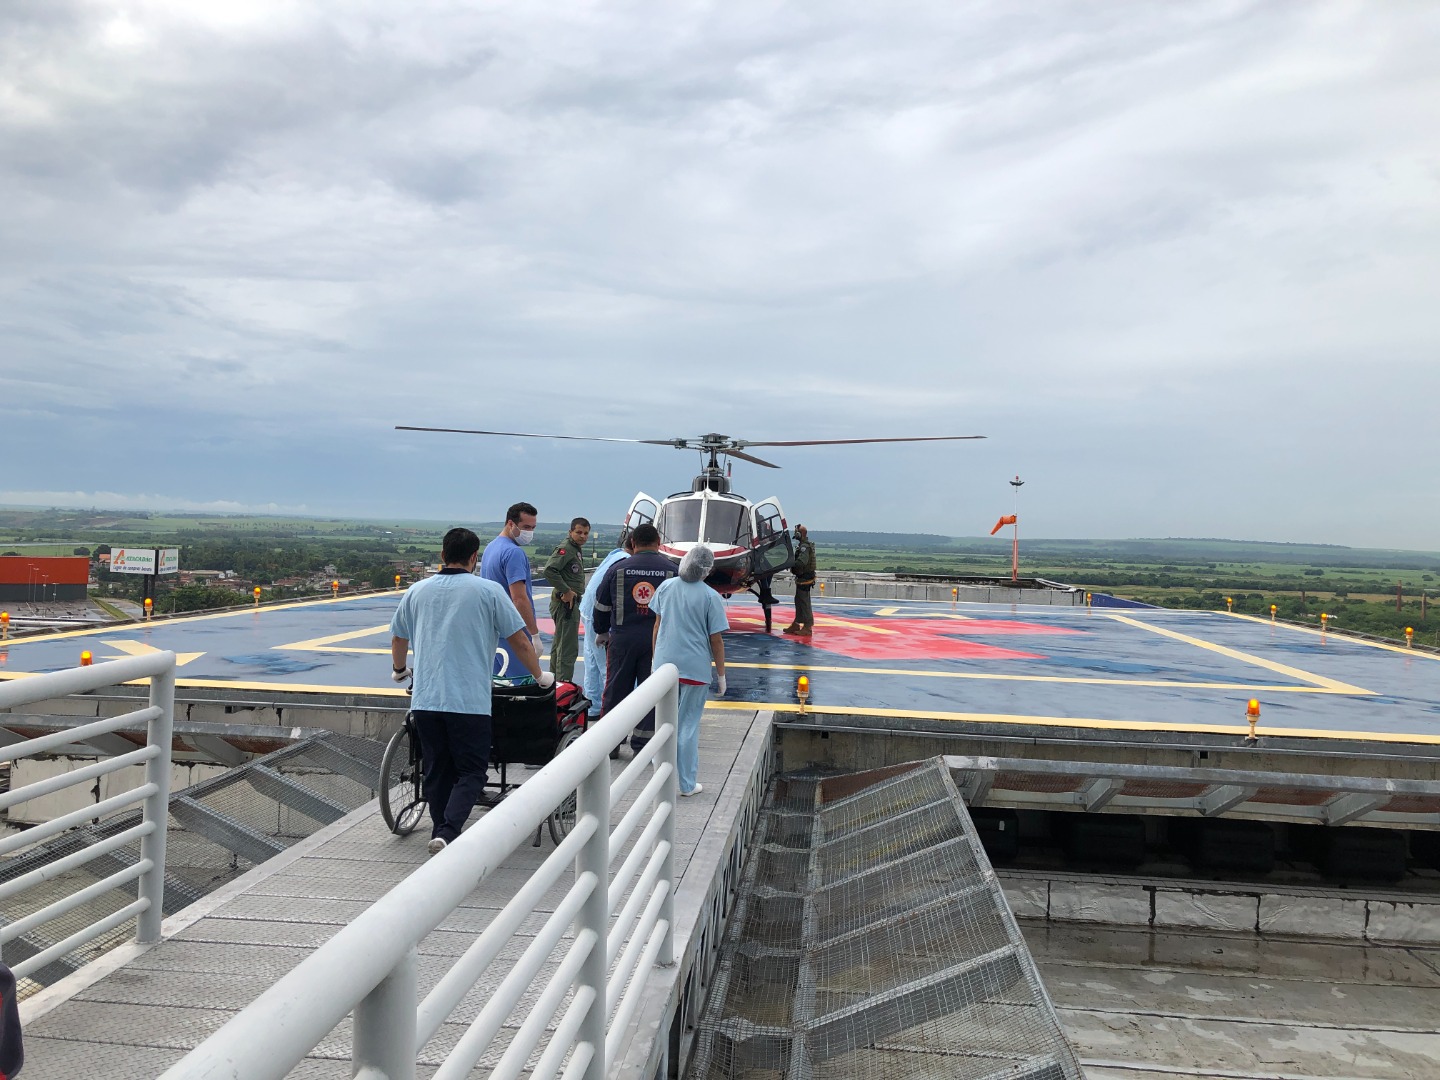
[380,679,591,846]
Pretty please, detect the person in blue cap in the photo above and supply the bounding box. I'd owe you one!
[651,544,729,797]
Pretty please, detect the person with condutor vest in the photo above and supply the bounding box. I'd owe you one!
[592,523,675,756]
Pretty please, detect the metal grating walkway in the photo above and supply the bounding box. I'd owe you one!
[1,730,386,997]
[689,758,1083,1080]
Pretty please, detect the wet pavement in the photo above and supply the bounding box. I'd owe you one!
[3,592,1439,744]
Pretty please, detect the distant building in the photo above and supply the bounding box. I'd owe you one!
[0,556,90,603]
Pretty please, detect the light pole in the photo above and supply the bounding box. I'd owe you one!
[1008,475,1024,582]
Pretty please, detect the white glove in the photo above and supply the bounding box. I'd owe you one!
[391,666,412,683]
[537,671,556,690]
[716,674,727,696]
[594,633,611,650]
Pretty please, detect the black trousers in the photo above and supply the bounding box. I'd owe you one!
[601,630,655,749]
[413,710,492,843]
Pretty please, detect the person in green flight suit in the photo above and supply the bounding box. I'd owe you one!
[783,523,817,635]
[543,517,591,682]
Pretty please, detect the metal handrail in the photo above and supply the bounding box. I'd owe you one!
[163,663,682,1080]
[0,653,177,975]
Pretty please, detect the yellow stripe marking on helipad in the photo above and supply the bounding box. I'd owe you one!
[1105,613,1374,695]
[1224,610,1440,660]
[721,659,1349,693]
[104,639,206,667]
[276,625,392,651]
[701,700,1440,745]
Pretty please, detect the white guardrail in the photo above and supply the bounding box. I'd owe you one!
[0,653,178,976]
[164,663,682,1080]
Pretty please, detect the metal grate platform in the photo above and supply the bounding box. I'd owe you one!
[688,758,1083,1080]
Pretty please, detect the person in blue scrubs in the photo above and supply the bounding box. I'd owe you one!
[390,527,554,854]
[580,535,631,710]
[480,501,540,678]
[651,545,728,797]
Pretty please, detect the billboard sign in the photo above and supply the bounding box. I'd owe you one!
[158,548,180,575]
[110,548,157,575]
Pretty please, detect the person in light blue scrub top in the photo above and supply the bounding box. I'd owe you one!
[580,538,631,708]
[651,545,728,797]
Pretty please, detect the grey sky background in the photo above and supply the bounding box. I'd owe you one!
[3,1,1437,547]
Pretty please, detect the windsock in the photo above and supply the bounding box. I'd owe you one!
[990,514,1017,536]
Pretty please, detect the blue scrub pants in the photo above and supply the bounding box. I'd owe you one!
[413,710,492,843]
[676,681,708,794]
[582,618,607,707]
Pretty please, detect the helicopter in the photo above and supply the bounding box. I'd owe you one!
[394,427,985,629]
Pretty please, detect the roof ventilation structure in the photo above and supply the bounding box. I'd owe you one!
[688,758,1082,1080]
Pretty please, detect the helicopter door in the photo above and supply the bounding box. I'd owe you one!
[621,493,659,545]
[749,498,793,577]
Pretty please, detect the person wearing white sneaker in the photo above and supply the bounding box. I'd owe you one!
[391,527,554,853]
[651,545,729,799]
[679,783,703,798]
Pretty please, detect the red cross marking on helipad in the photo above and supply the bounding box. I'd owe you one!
[724,610,1082,662]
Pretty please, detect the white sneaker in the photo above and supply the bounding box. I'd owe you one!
[680,783,703,797]
[427,837,448,855]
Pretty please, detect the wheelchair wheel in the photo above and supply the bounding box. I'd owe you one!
[547,728,585,845]
[380,720,426,836]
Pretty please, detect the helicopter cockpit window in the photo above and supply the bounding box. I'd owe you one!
[702,501,747,546]
[655,499,703,546]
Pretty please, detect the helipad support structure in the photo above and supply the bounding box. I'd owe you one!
[8,591,1440,1078]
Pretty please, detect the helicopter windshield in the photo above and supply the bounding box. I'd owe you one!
[702,500,749,546]
[655,498,703,545]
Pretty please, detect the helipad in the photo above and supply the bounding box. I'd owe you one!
[3,591,1438,744]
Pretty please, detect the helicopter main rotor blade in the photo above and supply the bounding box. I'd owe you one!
[738,435,986,448]
[396,426,682,446]
[722,448,781,469]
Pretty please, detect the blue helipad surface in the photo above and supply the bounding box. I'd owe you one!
[3,591,1439,744]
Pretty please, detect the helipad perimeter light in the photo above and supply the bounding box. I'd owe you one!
[797,675,810,711]
[80,650,92,666]
[332,580,340,596]
[395,574,402,589]
[1,611,8,640]
[1270,604,1277,623]
[253,586,262,606]
[1246,698,1260,743]
[1406,626,1415,647]
[1225,596,1233,612]
[143,597,153,619]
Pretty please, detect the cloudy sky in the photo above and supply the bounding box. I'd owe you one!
[4,1,1437,547]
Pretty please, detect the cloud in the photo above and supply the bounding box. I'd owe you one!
[2,2,1438,546]
[0,491,313,515]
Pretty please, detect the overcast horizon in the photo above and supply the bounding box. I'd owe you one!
[5,2,1438,549]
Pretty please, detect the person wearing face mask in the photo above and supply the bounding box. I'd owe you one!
[481,501,541,678]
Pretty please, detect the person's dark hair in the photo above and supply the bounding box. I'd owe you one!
[631,523,660,547]
[570,517,590,530]
[442,527,481,565]
[506,501,538,524]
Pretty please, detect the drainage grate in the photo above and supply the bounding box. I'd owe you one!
[688,758,1082,1080]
